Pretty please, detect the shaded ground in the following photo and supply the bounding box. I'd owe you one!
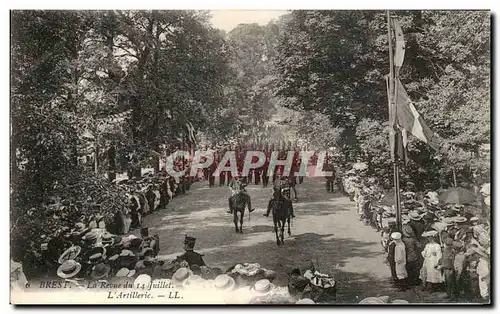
[142,177,453,304]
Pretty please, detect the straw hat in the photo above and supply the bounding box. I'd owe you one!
[83,231,98,242]
[421,230,438,238]
[58,246,82,264]
[453,216,468,223]
[251,279,275,295]
[134,274,152,289]
[392,299,410,304]
[408,211,422,221]
[213,274,236,291]
[469,217,479,222]
[295,298,315,304]
[359,297,386,304]
[56,260,82,279]
[90,263,110,280]
[390,232,402,240]
[172,267,193,287]
[119,250,136,257]
[116,267,136,278]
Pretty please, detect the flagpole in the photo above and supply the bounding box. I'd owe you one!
[387,11,402,232]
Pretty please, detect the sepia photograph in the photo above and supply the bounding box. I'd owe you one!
[9,6,491,305]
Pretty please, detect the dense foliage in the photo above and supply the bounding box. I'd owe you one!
[273,10,490,187]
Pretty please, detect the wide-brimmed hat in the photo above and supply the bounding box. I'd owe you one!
[391,232,402,240]
[172,267,193,287]
[422,230,438,238]
[116,267,136,277]
[251,279,275,295]
[119,250,136,257]
[57,260,82,279]
[359,297,386,304]
[82,231,98,242]
[134,274,152,289]
[469,217,479,222]
[392,299,410,304]
[296,298,315,304]
[408,212,422,221]
[212,274,236,291]
[453,216,468,224]
[58,246,82,264]
[90,263,110,280]
[88,246,107,263]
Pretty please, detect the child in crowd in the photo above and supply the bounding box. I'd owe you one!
[438,237,456,299]
[420,230,444,291]
[387,232,408,291]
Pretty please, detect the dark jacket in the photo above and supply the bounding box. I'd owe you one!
[410,220,426,240]
[440,246,455,269]
[402,237,419,263]
[177,250,206,267]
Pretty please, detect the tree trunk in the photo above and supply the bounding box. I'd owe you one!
[107,144,116,182]
[94,136,99,174]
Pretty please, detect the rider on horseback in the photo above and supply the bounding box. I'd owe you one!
[227,174,255,214]
[263,173,296,218]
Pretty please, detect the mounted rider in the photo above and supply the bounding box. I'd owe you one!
[263,172,296,218]
[227,173,255,214]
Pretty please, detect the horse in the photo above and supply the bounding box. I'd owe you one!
[267,186,293,246]
[229,185,253,234]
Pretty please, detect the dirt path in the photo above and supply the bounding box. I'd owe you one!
[142,177,448,303]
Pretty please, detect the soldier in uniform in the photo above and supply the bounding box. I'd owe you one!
[263,174,296,218]
[175,235,206,268]
[227,174,255,214]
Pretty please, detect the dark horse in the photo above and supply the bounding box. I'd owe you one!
[229,189,253,233]
[267,187,293,246]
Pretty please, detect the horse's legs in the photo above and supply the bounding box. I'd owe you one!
[239,209,244,233]
[274,219,280,246]
[280,220,285,244]
[247,197,254,213]
[233,211,239,233]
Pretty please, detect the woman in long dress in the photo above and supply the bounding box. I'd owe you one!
[420,231,444,291]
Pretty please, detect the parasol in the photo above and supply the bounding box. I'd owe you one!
[439,187,477,205]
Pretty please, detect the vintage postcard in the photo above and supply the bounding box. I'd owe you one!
[10,8,491,305]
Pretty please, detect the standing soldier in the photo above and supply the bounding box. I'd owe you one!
[219,146,226,187]
[226,144,233,186]
[208,146,217,188]
[201,145,209,181]
[262,146,270,188]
